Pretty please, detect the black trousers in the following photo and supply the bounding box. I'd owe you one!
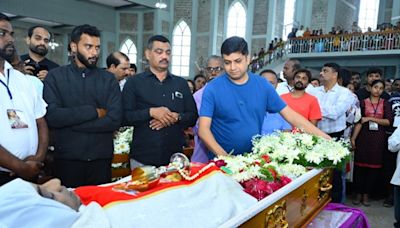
[353,165,378,195]
[53,159,112,188]
[0,171,15,186]
[328,130,344,203]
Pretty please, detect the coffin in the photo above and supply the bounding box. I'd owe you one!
[221,168,333,228]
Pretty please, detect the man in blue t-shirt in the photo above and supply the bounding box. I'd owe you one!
[198,36,329,159]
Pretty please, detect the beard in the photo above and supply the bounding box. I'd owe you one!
[0,43,15,62]
[294,81,306,90]
[29,44,48,57]
[76,49,98,69]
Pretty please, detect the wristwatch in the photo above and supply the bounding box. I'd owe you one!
[178,113,182,121]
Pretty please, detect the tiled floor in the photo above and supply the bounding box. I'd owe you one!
[344,198,394,227]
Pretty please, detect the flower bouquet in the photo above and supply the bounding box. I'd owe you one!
[112,126,134,169]
[252,132,351,169]
[213,154,300,200]
[212,132,350,200]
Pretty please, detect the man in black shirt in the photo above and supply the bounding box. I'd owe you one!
[122,35,197,167]
[43,24,122,187]
[21,26,59,80]
[355,68,390,101]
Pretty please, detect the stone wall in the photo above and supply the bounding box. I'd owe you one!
[174,0,192,25]
[275,0,284,38]
[335,0,358,31]
[311,0,328,32]
[197,0,210,33]
[252,0,268,35]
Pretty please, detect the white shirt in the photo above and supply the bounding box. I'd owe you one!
[389,128,400,186]
[309,83,354,134]
[0,61,47,171]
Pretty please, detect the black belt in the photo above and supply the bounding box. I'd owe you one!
[328,130,344,139]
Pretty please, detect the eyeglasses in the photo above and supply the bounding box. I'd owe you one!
[206,67,223,73]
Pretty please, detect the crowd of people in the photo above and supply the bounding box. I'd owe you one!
[2,11,400,227]
[250,21,400,72]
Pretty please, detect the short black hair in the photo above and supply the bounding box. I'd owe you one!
[221,36,248,56]
[311,78,320,83]
[70,24,100,43]
[130,63,137,72]
[371,79,385,88]
[338,68,352,86]
[260,69,278,80]
[147,35,170,50]
[0,13,10,21]
[106,51,129,68]
[288,59,301,71]
[323,62,340,73]
[194,74,206,81]
[366,68,382,77]
[351,71,360,76]
[294,69,312,82]
[393,78,400,84]
[27,25,50,39]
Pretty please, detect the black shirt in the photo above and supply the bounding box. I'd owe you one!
[43,62,122,161]
[21,54,59,74]
[122,70,198,166]
[356,87,390,101]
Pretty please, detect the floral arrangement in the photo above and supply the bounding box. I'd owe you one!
[212,132,351,200]
[112,126,134,169]
[252,132,351,169]
[213,154,296,200]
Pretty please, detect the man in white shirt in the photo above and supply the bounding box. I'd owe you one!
[309,62,355,204]
[0,13,48,185]
[276,59,314,95]
[388,128,400,227]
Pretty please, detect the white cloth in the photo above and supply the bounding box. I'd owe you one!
[71,203,111,228]
[296,29,305,37]
[0,179,80,228]
[389,128,400,185]
[0,61,47,171]
[103,171,257,228]
[309,84,354,134]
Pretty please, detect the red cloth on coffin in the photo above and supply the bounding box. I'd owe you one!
[74,163,220,207]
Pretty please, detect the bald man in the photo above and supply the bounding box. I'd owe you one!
[106,52,130,90]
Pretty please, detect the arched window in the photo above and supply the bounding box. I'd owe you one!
[226,1,246,38]
[283,0,296,40]
[172,20,191,77]
[358,0,380,32]
[120,38,137,64]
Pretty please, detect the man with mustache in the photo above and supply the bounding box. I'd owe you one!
[281,69,322,126]
[43,24,122,187]
[21,26,59,80]
[0,13,48,185]
[122,35,197,167]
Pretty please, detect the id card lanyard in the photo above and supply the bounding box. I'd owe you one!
[369,97,380,117]
[0,69,14,108]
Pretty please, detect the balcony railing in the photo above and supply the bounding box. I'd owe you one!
[250,30,400,73]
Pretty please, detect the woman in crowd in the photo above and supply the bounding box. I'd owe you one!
[351,79,393,206]
[187,79,195,94]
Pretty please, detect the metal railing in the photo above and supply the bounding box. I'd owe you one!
[249,30,400,73]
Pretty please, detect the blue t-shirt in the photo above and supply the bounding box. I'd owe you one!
[261,112,291,135]
[200,72,286,157]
